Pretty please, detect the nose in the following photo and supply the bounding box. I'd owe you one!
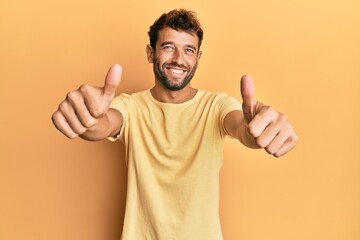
[172,49,185,66]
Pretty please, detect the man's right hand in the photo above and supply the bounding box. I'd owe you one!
[52,64,122,139]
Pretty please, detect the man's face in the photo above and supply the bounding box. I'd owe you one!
[147,27,202,91]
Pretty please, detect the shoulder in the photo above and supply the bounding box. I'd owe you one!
[200,90,242,116]
[109,90,150,112]
[198,89,240,104]
[112,90,149,103]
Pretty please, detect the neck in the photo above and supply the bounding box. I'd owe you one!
[150,83,197,103]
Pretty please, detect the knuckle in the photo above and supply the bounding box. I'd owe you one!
[292,132,300,143]
[79,84,96,97]
[51,113,61,128]
[51,112,58,123]
[58,102,68,113]
[255,138,267,148]
[79,84,90,93]
[261,105,272,114]
[74,126,87,135]
[83,117,97,128]
[286,124,299,144]
[247,124,259,138]
[266,106,273,112]
[278,114,288,123]
[68,121,87,135]
[265,146,276,155]
[270,107,279,115]
[266,107,280,118]
[66,91,77,101]
[52,111,63,125]
[68,133,79,139]
[91,106,105,118]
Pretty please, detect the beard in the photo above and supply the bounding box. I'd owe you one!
[153,57,198,91]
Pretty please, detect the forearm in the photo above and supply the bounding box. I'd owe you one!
[224,110,260,149]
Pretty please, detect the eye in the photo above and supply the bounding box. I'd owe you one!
[162,45,175,52]
[185,48,196,54]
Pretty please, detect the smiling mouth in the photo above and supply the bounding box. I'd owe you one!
[166,67,186,75]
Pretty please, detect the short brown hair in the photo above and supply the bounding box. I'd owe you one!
[148,9,204,50]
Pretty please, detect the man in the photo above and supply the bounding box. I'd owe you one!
[52,9,298,240]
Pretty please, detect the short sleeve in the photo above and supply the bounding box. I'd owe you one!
[216,93,242,137]
[107,93,130,142]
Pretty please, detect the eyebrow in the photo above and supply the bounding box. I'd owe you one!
[185,44,197,51]
[160,41,197,51]
[160,41,175,47]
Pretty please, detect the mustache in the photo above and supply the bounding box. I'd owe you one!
[163,62,188,70]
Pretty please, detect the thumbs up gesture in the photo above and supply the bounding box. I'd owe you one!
[52,64,122,140]
[240,75,298,157]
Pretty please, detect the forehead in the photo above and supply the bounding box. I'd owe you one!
[156,27,199,48]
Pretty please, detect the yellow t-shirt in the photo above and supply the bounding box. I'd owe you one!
[109,89,242,240]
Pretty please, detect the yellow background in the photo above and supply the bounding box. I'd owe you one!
[1,0,359,239]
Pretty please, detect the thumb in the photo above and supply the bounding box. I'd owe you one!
[101,64,122,107]
[240,75,256,122]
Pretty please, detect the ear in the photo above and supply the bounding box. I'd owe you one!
[146,44,154,63]
[196,50,202,68]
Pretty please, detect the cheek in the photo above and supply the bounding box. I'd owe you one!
[188,58,198,68]
[157,54,171,65]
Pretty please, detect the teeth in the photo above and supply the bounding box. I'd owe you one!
[169,68,184,74]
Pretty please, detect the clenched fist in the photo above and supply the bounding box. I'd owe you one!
[240,75,299,157]
[52,64,122,140]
